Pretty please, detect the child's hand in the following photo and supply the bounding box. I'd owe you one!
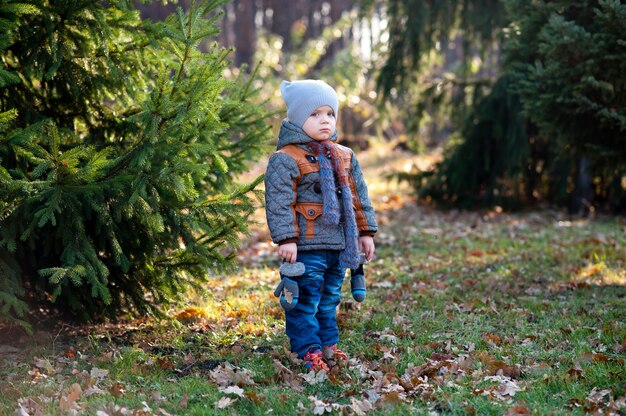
[359,236,375,262]
[279,242,298,263]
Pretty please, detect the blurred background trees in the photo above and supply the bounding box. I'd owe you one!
[200,0,625,212]
[383,0,626,212]
[141,0,389,148]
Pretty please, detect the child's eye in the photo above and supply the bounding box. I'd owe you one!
[310,111,334,117]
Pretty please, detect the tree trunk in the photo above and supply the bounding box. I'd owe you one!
[268,0,296,51]
[219,2,236,51]
[134,1,179,20]
[568,156,593,217]
[234,0,257,68]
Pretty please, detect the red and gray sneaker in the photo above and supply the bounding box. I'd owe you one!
[303,348,329,372]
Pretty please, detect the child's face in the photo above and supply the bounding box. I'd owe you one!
[301,105,336,141]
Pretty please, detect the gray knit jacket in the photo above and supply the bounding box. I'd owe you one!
[264,120,377,251]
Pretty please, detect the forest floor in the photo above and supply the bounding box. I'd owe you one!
[1,141,625,415]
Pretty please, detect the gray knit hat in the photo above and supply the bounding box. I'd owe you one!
[280,79,339,128]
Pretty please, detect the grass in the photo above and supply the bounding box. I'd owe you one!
[1,145,625,415]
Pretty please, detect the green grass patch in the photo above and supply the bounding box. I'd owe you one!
[1,210,625,415]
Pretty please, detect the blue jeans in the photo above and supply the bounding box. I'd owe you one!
[285,250,346,358]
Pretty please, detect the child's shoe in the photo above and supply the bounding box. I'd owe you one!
[303,348,329,372]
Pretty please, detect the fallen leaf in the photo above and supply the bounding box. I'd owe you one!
[84,385,106,397]
[273,359,302,390]
[219,385,245,397]
[376,391,408,409]
[309,395,332,414]
[141,401,152,412]
[484,333,502,346]
[488,361,521,379]
[608,394,626,412]
[215,396,236,409]
[65,347,77,358]
[68,382,82,400]
[90,367,109,380]
[151,391,163,402]
[59,383,82,411]
[505,405,531,415]
[281,347,301,365]
[156,357,175,370]
[15,397,43,416]
[578,262,604,278]
[210,362,256,386]
[586,387,610,404]
[182,353,195,367]
[301,369,328,385]
[108,383,125,398]
[567,398,583,409]
[429,352,452,362]
[464,405,477,414]
[176,306,208,322]
[565,363,584,381]
[483,375,523,399]
[244,391,265,405]
[350,396,373,415]
[34,358,54,375]
[96,351,113,363]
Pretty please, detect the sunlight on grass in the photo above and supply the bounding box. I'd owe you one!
[170,267,285,347]
[574,262,626,286]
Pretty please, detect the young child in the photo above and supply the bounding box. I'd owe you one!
[265,79,377,371]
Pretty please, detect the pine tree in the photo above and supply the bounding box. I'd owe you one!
[0,0,42,331]
[0,0,271,327]
[507,0,626,210]
[379,0,625,211]
[412,75,530,208]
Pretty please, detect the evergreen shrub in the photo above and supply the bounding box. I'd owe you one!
[0,0,270,328]
[408,0,626,211]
